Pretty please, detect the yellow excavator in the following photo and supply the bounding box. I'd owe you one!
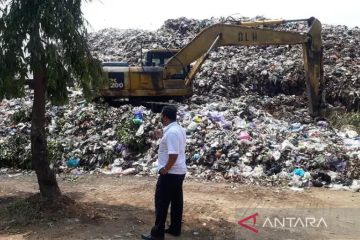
[100,17,323,116]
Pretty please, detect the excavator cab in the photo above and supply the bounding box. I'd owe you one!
[143,49,176,67]
[142,49,190,79]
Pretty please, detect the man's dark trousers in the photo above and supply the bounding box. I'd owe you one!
[150,173,185,238]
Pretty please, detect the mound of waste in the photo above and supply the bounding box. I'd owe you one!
[1,90,359,191]
[88,17,360,108]
[1,17,360,191]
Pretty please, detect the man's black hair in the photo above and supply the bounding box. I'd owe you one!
[162,105,177,121]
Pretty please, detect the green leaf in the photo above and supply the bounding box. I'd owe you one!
[0,0,104,104]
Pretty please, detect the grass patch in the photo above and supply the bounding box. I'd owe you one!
[0,198,41,227]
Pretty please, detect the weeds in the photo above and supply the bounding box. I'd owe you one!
[10,109,31,124]
[0,199,41,226]
[115,120,149,153]
[328,111,360,132]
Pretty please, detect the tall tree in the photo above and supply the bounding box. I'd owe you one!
[0,0,105,201]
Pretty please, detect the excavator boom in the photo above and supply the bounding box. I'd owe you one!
[164,17,322,116]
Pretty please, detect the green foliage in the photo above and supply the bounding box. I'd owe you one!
[48,140,64,167]
[0,138,63,170]
[0,0,104,199]
[10,109,31,124]
[329,111,360,132]
[115,121,148,153]
[0,0,106,103]
[0,134,32,169]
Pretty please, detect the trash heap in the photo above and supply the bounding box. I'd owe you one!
[88,17,360,107]
[1,17,360,191]
[1,89,360,191]
[88,17,216,64]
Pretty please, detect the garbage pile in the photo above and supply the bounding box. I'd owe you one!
[1,89,360,191]
[88,17,216,64]
[88,17,360,107]
[1,17,360,191]
[0,90,153,171]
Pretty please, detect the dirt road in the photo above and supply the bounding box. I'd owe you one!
[0,174,359,240]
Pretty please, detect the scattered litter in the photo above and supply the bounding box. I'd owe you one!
[0,17,359,191]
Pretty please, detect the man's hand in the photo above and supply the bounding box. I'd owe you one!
[159,167,168,175]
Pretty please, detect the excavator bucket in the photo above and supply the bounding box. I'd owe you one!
[303,17,323,116]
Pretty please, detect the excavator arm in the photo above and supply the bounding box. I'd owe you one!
[164,17,322,116]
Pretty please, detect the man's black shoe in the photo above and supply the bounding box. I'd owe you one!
[141,233,164,240]
[165,228,181,237]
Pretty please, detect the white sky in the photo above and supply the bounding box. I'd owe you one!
[83,0,360,31]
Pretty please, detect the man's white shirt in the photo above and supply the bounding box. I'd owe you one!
[157,122,187,174]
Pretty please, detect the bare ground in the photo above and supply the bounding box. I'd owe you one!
[0,173,359,240]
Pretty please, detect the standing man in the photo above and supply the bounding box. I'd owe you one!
[142,106,187,240]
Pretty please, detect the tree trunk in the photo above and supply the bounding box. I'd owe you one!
[31,69,61,201]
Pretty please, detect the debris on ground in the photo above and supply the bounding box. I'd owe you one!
[1,17,360,190]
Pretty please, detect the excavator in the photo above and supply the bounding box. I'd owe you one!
[100,17,323,116]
